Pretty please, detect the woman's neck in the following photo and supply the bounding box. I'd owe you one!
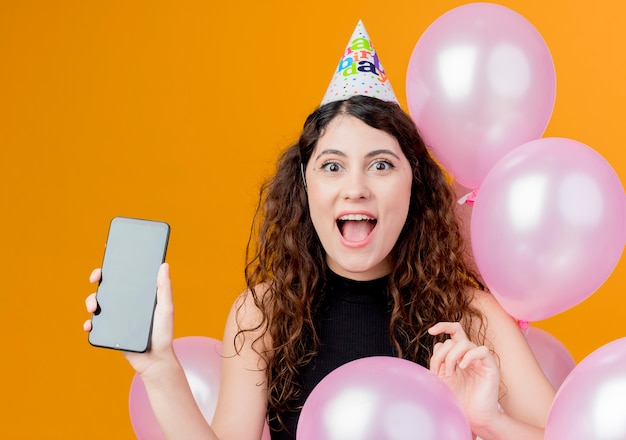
[325,258,391,281]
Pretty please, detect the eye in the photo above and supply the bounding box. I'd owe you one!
[320,161,343,173]
[369,160,394,172]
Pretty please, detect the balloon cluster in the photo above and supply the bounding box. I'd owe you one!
[406,2,625,322]
[405,2,626,439]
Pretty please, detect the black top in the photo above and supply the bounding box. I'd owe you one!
[268,270,428,439]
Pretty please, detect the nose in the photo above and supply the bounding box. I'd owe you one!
[341,171,371,200]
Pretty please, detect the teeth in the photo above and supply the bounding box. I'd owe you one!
[338,214,375,221]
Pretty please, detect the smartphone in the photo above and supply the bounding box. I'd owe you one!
[88,216,170,352]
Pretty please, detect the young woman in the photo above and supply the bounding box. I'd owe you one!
[84,95,555,439]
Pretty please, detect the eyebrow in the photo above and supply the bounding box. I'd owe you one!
[314,148,402,162]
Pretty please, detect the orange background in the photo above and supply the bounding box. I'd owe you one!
[1,0,624,438]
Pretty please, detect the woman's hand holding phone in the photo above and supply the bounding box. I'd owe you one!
[84,263,178,378]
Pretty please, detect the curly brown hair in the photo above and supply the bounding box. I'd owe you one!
[239,95,485,428]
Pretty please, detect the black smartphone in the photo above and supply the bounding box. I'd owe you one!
[88,216,170,353]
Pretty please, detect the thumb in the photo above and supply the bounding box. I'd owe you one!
[151,262,175,346]
[156,263,173,311]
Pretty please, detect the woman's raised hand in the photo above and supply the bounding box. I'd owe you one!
[83,264,178,378]
[428,321,502,432]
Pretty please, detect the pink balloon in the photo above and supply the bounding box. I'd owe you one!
[297,356,471,440]
[545,337,626,439]
[526,327,576,389]
[129,336,223,440]
[471,137,626,321]
[406,3,556,189]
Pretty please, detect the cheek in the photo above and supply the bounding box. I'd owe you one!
[386,172,412,199]
[306,186,333,235]
[306,185,323,215]
[387,181,412,230]
[306,180,336,211]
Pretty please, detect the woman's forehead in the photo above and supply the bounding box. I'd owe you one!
[313,115,401,155]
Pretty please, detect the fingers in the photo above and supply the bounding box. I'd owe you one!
[429,322,494,375]
[85,292,97,312]
[89,268,102,284]
[431,337,478,376]
[458,345,497,369]
[84,271,100,333]
[428,321,468,341]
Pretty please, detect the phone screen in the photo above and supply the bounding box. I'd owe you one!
[89,216,170,352]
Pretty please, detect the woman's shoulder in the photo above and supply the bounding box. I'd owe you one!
[224,283,272,352]
[468,288,516,324]
[230,283,270,327]
[466,287,527,347]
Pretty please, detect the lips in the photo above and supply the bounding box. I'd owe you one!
[337,213,377,242]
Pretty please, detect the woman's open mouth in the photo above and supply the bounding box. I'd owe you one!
[337,214,377,242]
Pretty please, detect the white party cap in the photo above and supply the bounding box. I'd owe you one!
[321,20,398,105]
